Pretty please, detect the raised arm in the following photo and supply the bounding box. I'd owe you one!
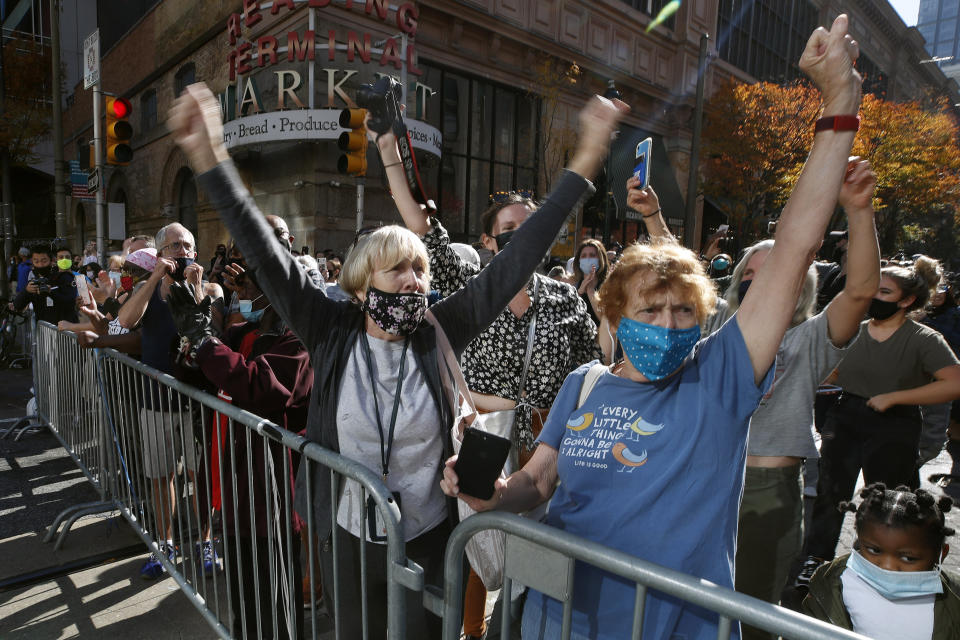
[117,261,169,329]
[823,157,880,346]
[431,96,629,353]
[376,130,430,235]
[736,14,862,383]
[168,83,333,350]
[626,179,673,241]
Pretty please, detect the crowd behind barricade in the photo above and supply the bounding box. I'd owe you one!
[6,14,960,640]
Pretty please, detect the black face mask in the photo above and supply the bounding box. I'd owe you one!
[33,265,52,276]
[867,298,901,320]
[493,230,516,253]
[737,279,752,304]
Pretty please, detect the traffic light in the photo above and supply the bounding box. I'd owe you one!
[337,108,367,176]
[105,96,133,166]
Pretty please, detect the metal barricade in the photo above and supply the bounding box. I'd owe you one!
[94,347,420,640]
[26,321,119,548]
[442,512,869,640]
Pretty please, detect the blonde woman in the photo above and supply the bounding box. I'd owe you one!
[168,82,626,639]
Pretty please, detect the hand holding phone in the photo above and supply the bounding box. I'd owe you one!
[454,427,511,500]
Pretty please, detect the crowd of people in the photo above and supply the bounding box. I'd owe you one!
[5,14,960,640]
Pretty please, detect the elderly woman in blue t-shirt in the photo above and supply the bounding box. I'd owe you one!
[442,15,865,640]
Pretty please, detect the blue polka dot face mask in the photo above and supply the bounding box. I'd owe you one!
[616,316,700,380]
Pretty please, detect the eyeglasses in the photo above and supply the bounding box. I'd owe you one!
[159,240,194,254]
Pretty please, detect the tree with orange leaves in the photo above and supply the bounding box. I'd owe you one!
[701,80,820,245]
[854,94,960,257]
[702,80,960,258]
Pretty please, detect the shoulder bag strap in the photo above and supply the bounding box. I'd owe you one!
[425,309,480,419]
[516,277,541,404]
[577,363,607,409]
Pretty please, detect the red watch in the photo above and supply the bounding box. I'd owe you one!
[814,115,860,133]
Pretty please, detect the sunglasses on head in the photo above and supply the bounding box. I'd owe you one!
[490,189,534,204]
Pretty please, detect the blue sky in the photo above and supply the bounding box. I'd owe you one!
[888,0,919,25]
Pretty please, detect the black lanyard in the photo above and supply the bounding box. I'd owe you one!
[359,333,409,480]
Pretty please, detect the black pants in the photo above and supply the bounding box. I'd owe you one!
[806,394,920,560]
[321,520,450,640]
[225,533,304,640]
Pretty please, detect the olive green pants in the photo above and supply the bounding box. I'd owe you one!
[735,463,803,640]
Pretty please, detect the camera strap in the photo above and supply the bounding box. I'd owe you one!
[391,119,436,213]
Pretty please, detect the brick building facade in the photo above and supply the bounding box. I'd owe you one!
[58,0,959,261]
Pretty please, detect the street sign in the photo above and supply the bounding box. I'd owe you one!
[83,30,100,89]
[87,168,100,193]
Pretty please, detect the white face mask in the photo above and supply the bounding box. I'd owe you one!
[579,257,599,274]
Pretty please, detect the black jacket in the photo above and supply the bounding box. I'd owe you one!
[13,269,78,324]
[197,161,594,541]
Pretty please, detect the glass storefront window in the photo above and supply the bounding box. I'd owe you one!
[471,84,493,160]
[494,90,516,164]
[419,61,539,240]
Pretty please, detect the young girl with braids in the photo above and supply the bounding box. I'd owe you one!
[801,256,960,581]
[802,483,960,639]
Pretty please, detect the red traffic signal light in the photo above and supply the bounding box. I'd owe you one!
[106,97,133,166]
[337,108,367,176]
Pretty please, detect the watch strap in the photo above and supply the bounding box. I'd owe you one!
[814,114,860,133]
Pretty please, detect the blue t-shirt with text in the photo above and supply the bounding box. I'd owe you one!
[526,318,773,640]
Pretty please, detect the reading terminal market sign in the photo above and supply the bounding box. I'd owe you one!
[219,0,441,157]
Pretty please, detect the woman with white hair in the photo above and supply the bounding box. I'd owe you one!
[168,82,626,639]
[714,158,880,639]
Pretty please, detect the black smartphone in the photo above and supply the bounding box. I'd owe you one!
[454,427,512,500]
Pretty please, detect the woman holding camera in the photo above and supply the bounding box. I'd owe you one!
[442,16,866,639]
[168,82,626,639]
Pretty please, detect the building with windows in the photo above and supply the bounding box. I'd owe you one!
[918,0,960,83]
[56,0,959,261]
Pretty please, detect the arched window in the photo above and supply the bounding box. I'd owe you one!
[175,63,196,97]
[174,167,197,235]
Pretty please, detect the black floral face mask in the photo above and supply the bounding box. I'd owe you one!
[363,285,427,336]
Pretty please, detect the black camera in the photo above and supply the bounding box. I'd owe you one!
[355,76,402,135]
[34,276,51,295]
[170,257,192,283]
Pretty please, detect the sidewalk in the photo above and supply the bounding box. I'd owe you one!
[0,368,216,639]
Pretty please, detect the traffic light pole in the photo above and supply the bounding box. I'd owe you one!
[93,82,105,265]
[355,178,365,232]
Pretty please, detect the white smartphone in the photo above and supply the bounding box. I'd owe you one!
[75,274,94,306]
[633,137,653,188]
[717,224,729,234]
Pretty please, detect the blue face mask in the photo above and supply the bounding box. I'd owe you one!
[617,316,700,381]
[238,295,266,323]
[579,257,599,274]
[847,549,943,600]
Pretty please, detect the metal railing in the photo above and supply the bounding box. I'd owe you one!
[26,320,418,639]
[443,512,869,640]
[25,320,873,640]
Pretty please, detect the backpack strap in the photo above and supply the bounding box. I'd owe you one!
[577,362,607,409]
